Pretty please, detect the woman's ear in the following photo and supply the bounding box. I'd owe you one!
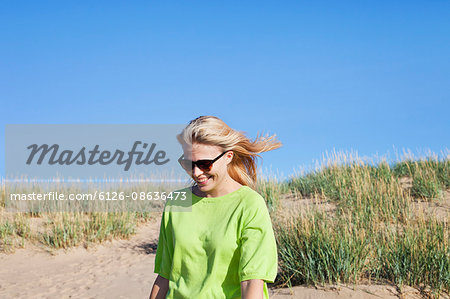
[225,151,234,164]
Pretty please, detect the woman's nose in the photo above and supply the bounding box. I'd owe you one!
[192,165,204,177]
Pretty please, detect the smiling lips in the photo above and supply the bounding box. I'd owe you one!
[196,176,210,185]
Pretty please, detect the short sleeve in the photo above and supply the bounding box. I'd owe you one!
[238,194,278,283]
[154,210,173,280]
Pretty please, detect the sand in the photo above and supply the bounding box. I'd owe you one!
[0,212,435,299]
[0,214,161,299]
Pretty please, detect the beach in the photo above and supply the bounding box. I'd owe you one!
[0,213,427,299]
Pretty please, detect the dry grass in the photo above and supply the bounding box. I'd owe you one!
[265,151,449,298]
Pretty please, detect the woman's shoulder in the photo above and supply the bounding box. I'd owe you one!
[238,186,267,208]
[238,186,272,226]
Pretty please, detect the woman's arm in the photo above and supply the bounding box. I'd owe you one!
[241,279,264,299]
[149,275,169,299]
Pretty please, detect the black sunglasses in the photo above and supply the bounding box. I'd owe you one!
[178,151,229,172]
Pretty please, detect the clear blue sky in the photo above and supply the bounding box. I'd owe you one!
[1,1,449,178]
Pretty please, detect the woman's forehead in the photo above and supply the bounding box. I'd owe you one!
[182,143,222,157]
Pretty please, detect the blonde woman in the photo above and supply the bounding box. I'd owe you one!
[149,116,282,299]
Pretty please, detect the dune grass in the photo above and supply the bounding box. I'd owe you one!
[0,213,31,252]
[0,179,157,252]
[0,210,154,252]
[41,212,140,249]
[268,152,449,298]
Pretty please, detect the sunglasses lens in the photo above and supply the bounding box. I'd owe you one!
[196,161,213,172]
[178,153,225,172]
[179,159,192,171]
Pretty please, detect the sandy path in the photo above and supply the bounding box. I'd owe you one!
[0,214,429,299]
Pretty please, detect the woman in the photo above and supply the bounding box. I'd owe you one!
[149,116,282,299]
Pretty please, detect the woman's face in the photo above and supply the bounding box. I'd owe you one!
[182,142,233,195]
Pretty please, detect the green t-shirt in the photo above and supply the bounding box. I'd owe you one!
[154,185,278,299]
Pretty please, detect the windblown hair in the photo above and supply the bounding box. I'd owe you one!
[177,116,282,189]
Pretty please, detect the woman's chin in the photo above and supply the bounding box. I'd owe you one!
[197,181,215,194]
[198,184,211,192]
[196,177,212,188]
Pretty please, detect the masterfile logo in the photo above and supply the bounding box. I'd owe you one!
[6,124,186,179]
[26,141,170,171]
[5,124,193,212]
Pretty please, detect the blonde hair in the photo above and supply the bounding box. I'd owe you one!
[177,116,282,189]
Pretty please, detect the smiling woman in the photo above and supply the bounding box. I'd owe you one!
[149,115,282,299]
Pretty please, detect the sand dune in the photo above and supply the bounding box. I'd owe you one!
[0,214,428,299]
